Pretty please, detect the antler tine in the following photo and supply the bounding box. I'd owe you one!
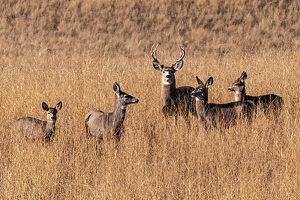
[151,44,158,60]
[178,46,185,61]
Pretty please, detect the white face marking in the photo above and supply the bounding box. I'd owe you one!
[47,112,56,123]
[195,97,200,101]
[164,71,171,75]
[162,71,174,85]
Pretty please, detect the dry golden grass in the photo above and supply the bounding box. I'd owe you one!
[0,49,299,199]
[1,0,300,57]
[1,0,300,199]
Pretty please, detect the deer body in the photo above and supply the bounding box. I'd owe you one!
[85,82,139,142]
[191,77,255,129]
[160,80,195,117]
[15,102,62,142]
[228,72,284,118]
[152,47,195,127]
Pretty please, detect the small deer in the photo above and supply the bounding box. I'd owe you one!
[152,46,196,128]
[228,71,284,118]
[85,82,139,142]
[15,101,62,142]
[191,76,256,130]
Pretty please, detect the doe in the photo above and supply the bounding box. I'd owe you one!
[85,82,139,142]
[15,101,62,142]
[191,76,255,130]
[228,71,284,118]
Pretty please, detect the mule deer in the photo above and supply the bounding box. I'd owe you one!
[85,82,139,142]
[191,76,255,130]
[152,46,195,128]
[228,71,284,118]
[15,102,62,142]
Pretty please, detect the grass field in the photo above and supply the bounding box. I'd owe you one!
[0,49,299,199]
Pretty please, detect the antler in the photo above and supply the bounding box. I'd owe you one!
[177,47,185,62]
[151,44,158,60]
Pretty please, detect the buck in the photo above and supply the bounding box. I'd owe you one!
[85,82,139,142]
[191,76,256,129]
[152,46,195,128]
[15,101,62,142]
[228,71,284,118]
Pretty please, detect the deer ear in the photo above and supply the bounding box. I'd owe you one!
[153,60,163,71]
[56,101,62,111]
[196,76,204,86]
[240,71,247,81]
[42,102,49,111]
[173,47,185,71]
[206,77,213,88]
[172,60,183,71]
[113,82,121,94]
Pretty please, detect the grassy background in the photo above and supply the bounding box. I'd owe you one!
[1,0,300,199]
[1,0,300,57]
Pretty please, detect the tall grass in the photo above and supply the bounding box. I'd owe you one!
[1,0,300,57]
[1,0,300,199]
[0,49,299,199]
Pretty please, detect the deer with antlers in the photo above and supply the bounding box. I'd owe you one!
[152,46,196,128]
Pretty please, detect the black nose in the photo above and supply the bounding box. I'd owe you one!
[166,75,171,78]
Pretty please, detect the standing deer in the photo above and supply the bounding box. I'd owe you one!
[152,46,195,128]
[228,71,284,118]
[15,101,62,142]
[85,82,139,142]
[191,76,255,130]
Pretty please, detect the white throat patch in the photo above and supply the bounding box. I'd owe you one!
[163,81,173,85]
[121,105,127,119]
[235,91,241,101]
[121,105,128,110]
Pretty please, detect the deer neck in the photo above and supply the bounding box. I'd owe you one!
[234,87,246,102]
[46,121,55,134]
[195,98,208,122]
[113,95,127,123]
[160,81,176,108]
